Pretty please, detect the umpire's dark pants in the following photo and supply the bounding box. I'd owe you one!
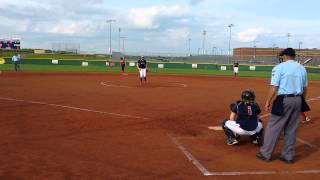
[14,61,21,71]
[260,96,301,160]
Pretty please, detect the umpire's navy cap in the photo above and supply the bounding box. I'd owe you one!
[281,48,296,57]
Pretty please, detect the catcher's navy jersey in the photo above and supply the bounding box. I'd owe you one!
[231,102,261,131]
[138,59,147,69]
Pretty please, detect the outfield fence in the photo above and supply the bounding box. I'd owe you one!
[2,58,319,73]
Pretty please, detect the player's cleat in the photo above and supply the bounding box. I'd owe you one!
[301,116,311,123]
[305,116,311,122]
[251,138,262,146]
[227,138,239,145]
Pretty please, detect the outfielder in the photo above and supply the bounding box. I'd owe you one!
[222,90,264,145]
[137,56,147,85]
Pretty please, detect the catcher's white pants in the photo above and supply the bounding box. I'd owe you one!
[225,120,263,135]
[233,67,239,73]
[139,68,147,78]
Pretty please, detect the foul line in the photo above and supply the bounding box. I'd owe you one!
[0,97,149,120]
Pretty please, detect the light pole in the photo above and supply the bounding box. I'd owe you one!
[298,41,302,62]
[120,36,127,54]
[287,33,291,47]
[253,40,257,61]
[202,30,207,55]
[187,38,191,56]
[228,24,234,64]
[106,19,116,55]
[212,46,216,55]
[298,41,302,51]
[118,28,121,52]
[272,43,276,60]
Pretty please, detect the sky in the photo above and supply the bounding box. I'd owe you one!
[1,0,320,55]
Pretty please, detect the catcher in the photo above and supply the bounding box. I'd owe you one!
[222,90,264,146]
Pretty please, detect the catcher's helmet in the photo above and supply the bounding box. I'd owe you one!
[241,90,255,103]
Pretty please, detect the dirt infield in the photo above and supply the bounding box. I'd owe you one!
[0,72,319,180]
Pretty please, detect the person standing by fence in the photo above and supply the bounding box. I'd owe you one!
[12,53,21,71]
[120,57,126,73]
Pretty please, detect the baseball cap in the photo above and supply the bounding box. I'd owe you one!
[281,48,296,57]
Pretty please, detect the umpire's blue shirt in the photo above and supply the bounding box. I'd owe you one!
[271,60,308,95]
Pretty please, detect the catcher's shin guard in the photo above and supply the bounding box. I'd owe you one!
[222,119,228,130]
[222,119,239,138]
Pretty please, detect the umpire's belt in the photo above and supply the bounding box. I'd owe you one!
[278,94,300,98]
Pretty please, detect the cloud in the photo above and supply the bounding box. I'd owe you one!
[127,5,188,29]
[236,28,266,42]
[189,0,206,6]
[158,28,190,47]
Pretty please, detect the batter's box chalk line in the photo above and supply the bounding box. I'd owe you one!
[168,132,320,176]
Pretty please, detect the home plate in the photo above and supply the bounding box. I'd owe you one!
[208,126,223,131]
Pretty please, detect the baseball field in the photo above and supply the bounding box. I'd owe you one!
[0,68,320,179]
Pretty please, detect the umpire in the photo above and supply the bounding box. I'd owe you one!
[256,48,308,164]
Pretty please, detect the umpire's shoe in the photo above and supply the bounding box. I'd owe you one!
[279,156,294,164]
[256,152,271,162]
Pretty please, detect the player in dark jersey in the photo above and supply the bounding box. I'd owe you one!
[120,57,126,73]
[233,61,239,76]
[137,56,147,85]
[222,90,264,145]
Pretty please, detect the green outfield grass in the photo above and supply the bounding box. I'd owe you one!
[1,64,319,81]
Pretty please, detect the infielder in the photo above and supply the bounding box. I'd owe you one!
[137,56,147,85]
[233,61,239,76]
[222,90,264,146]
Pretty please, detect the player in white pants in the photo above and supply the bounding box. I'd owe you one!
[137,56,147,85]
[139,68,147,79]
[233,61,239,76]
[225,120,263,136]
[222,90,264,146]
